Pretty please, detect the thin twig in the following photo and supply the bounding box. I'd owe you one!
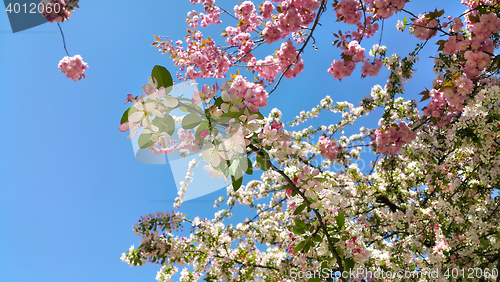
[57,23,70,57]
[268,0,327,96]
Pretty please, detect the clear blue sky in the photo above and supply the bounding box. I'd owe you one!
[0,1,465,281]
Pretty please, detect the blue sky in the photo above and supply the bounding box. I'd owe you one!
[0,1,466,281]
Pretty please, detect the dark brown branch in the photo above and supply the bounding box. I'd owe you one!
[248,142,347,281]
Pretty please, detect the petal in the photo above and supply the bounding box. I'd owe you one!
[143,116,153,128]
[127,127,138,139]
[133,101,144,110]
[140,128,153,134]
[144,102,156,112]
[151,109,164,118]
[119,122,131,132]
[211,155,222,167]
[164,96,179,108]
[157,87,166,98]
[150,124,159,132]
[201,145,214,161]
[129,112,144,123]
[221,91,230,102]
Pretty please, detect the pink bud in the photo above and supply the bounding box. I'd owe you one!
[199,129,209,139]
[119,122,131,132]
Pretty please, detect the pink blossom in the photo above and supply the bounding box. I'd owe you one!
[58,55,88,81]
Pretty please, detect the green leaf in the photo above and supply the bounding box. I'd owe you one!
[292,228,305,235]
[242,157,253,175]
[312,234,322,242]
[231,174,243,191]
[293,241,305,254]
[151,65,173,90]
[344,258,355,272]
[195,120,210,145]
[229,158,241,176]
[213,97,224,107]
[294,219,307,230]
[303,239,313,253]
[138,133,154,149]
[256,152,271,171]
[294,203,307,215]
[182,114,203,129]
[152,114,176,136]
[313,177,328,182]
[221,110,244,119]
[120,106,136,124]
[308,278,321,282]
[180,103,204,115]
[335,212,345,229]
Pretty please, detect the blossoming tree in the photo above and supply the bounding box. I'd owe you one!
[116,0,500,281]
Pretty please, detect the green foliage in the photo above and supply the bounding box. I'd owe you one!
[256,151,271,171]
[151,65,173,92]
[138,133,154,149]
[344,257,355,272]
[152,114,176,136]
[231,174,243,191]
[120,106,136,124]
[335,212,345,230]
[182,114,203,129]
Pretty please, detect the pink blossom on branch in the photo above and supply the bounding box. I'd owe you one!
[58,55,88,81]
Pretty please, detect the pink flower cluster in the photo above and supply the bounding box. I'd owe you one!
[327,60,356,80]
[361,58,383,77]
[450,17,463,33]
[262,0,320,43]
[463,50,491,79]
[160,31,231,80]
[275,39,305,78]
[153,128,200,156]
[247,55,281,81]
[454,75,474,96]
[234,1,261,32]
[58,55,88,81]
[225,28,255,62]
[352,16,379,40]
[327,40,365,80]
[372,122,416,154]
[40,0,69,23]
[259,121,284,146]
[425,75,474,118]
[343,41,366,62]
[335,0,362,25]
[421,77,474,126]
[188,0,221,27]
[318,136,340,160]
[411,14,438,40]
[470,13,500,42]
[186,10,200,28]
[422,89,453,126]
[261,1,274,19]
[365,0,407,19]
[224,75,268,112]
[248,39,304,81]
[442,34,469,55]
